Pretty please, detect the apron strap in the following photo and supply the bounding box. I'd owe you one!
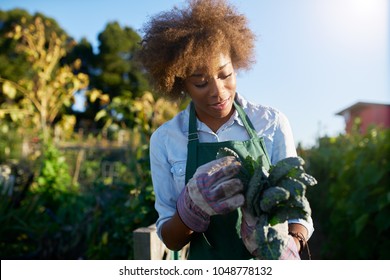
[185,102,199,184]
[234,97,271,164]
[233,99,258,139]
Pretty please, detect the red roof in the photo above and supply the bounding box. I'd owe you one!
[336,101,390,116]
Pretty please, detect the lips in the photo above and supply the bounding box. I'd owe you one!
[209,97,231,111]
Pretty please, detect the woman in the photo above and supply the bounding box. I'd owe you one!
[137,0,314,260]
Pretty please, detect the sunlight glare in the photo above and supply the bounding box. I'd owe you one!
[312,0,388,54]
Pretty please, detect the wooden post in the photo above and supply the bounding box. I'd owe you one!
[133,224,167,260]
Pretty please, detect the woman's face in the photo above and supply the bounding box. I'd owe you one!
[184,53,237,132]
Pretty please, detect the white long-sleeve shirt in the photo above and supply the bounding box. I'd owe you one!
[149,93,314,240]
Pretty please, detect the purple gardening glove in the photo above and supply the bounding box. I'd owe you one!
[280,234,301,260]
[240,207,300,260]
[177,156,245,232]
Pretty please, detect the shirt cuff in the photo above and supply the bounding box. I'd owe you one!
[288,217,314,239]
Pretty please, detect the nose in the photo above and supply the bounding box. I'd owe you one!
[209,77,225,97]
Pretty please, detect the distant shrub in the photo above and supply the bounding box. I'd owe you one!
[303,127,390,259]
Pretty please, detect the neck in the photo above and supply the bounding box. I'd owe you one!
[196,108,235,133]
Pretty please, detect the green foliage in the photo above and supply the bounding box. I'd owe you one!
[80,21,152,129]
[1,9,154,135]
[78,143,157,259]
[0,124,23,161]
[0,8,172,260]
[0,14,89,143]
[0,9,69,83]
[304,127,390,259]
[0,146,86,259]
[96,21,148,96]
[33,142,74,194]
[0,9,31,82]
[0,133,157,259]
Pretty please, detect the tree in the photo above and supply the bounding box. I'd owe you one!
[92,22,151,128]
[0,9,72,86]
[0,9,32,83]
[62,21,153,130]
[0,16,88,143]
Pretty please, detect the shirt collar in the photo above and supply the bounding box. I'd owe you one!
[196,107,245,133]
[182,97,246,133]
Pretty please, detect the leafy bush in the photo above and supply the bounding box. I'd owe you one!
[0,138,157,259]
[78,143,157,259]
[303,127,390,259]
[0,142,89,259]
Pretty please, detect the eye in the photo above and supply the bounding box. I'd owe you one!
[194,82,208,88]
[220,73,233,80]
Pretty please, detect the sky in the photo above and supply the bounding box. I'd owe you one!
[1,0,389,147]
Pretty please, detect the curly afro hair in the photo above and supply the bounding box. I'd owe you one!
[136,0,256,99]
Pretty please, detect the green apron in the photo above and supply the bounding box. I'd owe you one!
[184,98,271,260]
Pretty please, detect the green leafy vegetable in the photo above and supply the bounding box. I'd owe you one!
[216,147,317,259]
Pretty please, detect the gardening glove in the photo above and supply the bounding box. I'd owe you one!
[177,156,244,232]
[240,207,300,260]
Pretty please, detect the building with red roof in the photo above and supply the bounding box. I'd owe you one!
[336,101,390,134]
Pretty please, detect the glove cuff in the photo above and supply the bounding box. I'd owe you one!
[240,214,260,256]
[279,235,301,260]
[177,187,210,232]
[240,216,254,241]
